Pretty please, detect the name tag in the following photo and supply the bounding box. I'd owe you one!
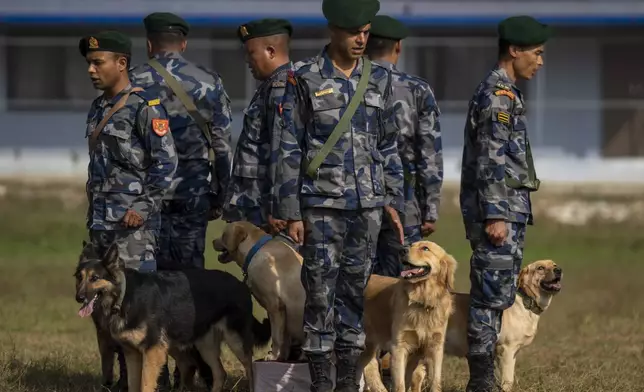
[315,88,334,97]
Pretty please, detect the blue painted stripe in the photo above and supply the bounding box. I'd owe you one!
[1,14,644,26]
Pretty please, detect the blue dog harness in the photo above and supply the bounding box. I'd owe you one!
[243,234,273,278]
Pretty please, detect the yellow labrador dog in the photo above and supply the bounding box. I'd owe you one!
[213,221,305,361]
[411,259,563,392]
[361,241,457,392]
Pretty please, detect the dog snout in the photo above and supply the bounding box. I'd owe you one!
[399,246,410,259]
[554,267,562,276]
[76,293,86,303]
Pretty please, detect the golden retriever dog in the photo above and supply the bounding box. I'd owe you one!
[411,259,563,392]
[360,240,457,392]
[213,221,305,361]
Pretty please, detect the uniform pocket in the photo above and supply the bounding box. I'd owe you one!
[310,91,344,136]
[101,180,144,222]
[301,150,344,197]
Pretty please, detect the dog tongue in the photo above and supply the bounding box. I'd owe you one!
[78,297,96,318]
[400,268,424,278]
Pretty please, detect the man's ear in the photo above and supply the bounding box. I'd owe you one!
[267,45,276,59]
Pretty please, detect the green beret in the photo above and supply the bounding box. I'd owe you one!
[322,0,380,29]
[370,15,410,41]
[498,15,552,47]
[237,18,293,43]
[79,31,132,57]
[143,12,190,36]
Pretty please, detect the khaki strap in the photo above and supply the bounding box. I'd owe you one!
[147,58,214,161]
[88,87,144,151]
[305,58,372,178]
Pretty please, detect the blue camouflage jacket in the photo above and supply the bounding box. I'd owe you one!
[273,48,404,221]
[460,66,538,226]
[130,51,233,206]
[85,84,178,231]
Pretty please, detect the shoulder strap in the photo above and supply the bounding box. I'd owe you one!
[88,87,144,151]
[147,58,214,161]
[305,58,372,178]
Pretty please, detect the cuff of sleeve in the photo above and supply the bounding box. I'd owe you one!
[386,194,405,213]
[277,199,302,221]
[480,202,509,221]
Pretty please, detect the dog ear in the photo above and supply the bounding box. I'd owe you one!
[518,265,539,299]
[439,253,457,291]
[102,242,124,273]
[225,223,249,251]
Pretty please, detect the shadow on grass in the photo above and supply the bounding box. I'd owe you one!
[1,355,103,392]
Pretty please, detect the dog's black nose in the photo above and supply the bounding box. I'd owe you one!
[76,294,85,303]
[554,267,562,276]
[399,246,410,258]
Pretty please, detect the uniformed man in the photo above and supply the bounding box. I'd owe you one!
[459,15,551,392]
[130,12,233,270]
[224,18,294,238]
[80,30,177,389]
[272,0,404,390]
[366,15,443,278]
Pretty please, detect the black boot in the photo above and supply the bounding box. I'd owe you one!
[466,353,497,392]
[307,354,334,392]
[335,356,360,392]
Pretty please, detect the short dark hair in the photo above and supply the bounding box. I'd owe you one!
[111,52,131,68]
[147,31,186,48]
[365,36,398,59]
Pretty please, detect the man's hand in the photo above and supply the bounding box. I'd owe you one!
[122,209,144,228]
[267,215,288,235]
[421,221,436,237]
[384,205,404,245]
[287,220,305,245]
[485,219,508,246]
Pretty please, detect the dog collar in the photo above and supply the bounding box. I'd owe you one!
[517,288,544,315]
[243,234,273,276]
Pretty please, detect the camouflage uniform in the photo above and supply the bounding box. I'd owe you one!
[460,66,539,356]
[372,60,443,277]
[130,52,233,269]
[85,84,178,272]
[224,62,293,227]
[273,48,403,380]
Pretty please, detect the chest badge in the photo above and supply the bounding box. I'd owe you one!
[315,88,334,97]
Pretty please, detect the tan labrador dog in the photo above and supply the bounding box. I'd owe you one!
[361,240,457,392]
[411,259,563,392]
[213,221,305,361]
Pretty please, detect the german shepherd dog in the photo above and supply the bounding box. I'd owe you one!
[74,241,271,392]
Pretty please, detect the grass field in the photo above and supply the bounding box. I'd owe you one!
[0,178,643,392]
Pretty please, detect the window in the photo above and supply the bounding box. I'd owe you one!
[7,44,67,110]
[414,43,529,112]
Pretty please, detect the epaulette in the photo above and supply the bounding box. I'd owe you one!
[147,98,161,106]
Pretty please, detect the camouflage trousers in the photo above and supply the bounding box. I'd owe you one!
[89,228,157,272]
[158,195,209,269]
[465,221,526,355]
[301,207,382,359]
[372,213,422,277]
[224,205,265,227]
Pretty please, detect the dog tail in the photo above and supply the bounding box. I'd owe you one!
[252,317,272,348]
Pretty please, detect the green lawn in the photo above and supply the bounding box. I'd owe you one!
[1,179,643,391]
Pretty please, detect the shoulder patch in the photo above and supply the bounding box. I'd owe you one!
[272,81,286,88]
[496,111,511,125]
[151,118,170,136]
[495,81,512,91]
[147,98,161,106]
[494,89,516,100]
[287,70,297,86]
